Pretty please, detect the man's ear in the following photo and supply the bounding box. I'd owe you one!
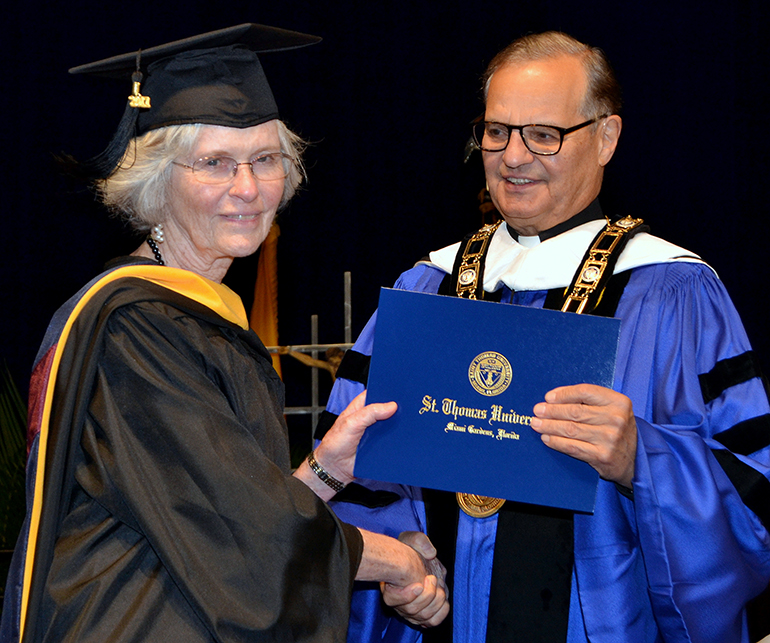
[598,115,622,167]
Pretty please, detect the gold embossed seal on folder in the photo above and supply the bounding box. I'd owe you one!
[468,351,512,396]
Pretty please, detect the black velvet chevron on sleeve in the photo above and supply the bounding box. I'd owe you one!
[313,410,338,440]
[313,351,371,441]
[335,350,370,385]
[699,351,770,528]
[714,415,770,456]
[711,449,770,529]
[699,351,763,404]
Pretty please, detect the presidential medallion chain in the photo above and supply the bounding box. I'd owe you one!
[561,216,644,314]
[456,221,503,299]
[454,220,507,516]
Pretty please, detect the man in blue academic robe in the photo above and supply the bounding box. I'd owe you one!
[318,31,770,643]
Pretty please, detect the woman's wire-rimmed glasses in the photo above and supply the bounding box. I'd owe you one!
[173,152,296,184]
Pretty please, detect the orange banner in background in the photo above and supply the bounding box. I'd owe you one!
[250,223,282,377]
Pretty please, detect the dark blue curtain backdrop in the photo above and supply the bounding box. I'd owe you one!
[2,1,769,417]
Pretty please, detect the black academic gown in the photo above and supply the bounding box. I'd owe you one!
[2,259,362,643]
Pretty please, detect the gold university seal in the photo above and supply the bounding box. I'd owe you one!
[468,351,512,397]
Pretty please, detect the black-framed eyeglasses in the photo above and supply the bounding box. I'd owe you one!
[173,152,296,184]
[471,115,607,156]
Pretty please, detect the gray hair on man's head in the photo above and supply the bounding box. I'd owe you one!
[97,120,307,233]
[482,31,622,120]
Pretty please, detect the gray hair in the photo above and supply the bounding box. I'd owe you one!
[482,31,622,120]
[97,120,307,232]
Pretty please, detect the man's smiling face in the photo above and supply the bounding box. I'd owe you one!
[483,54,620,236]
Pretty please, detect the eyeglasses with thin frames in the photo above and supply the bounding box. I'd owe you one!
[173,152,296,184]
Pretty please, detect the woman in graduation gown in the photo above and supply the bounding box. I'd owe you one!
[1,24,448,643]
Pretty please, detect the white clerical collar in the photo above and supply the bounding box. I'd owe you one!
[516,235,540,248]
[505,198,606,243]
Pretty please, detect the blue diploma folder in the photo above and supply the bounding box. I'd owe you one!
[355,288,622,513]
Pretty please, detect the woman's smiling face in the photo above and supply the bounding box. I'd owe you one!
[163,120,285,280]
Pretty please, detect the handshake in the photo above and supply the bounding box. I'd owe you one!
[379,531,450,629]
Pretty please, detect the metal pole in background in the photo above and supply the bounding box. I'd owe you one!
[310,314,319,434]
[344,271,352,345]
[266,272,355,454]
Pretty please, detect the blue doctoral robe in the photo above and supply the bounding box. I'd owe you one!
[325,220,770,643]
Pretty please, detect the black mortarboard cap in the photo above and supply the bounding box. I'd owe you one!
[67,23,320,179]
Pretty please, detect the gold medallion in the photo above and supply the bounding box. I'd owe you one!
[456,492,506,518]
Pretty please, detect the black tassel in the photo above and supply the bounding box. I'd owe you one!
[56,66,147,182]
[56,99,140,182]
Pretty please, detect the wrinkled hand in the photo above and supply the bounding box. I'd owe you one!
[380,532,449,628]
[530,384,637,487]
[398,531,446,580]
[314,391,397,486]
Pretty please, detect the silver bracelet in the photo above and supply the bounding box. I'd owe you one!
[307,450,346,492]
